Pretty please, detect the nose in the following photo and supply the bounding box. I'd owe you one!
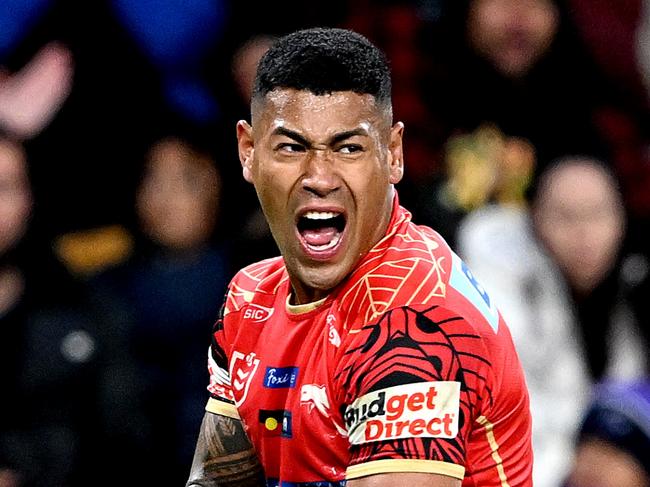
[301,150,340,197]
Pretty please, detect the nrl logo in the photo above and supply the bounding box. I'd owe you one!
[230,351,260,406]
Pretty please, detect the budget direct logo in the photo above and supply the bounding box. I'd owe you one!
[344,381,460,445]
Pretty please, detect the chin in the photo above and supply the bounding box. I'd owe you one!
[296,264,349,298]
[306,268,346,289]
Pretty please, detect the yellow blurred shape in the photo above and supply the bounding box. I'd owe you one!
[55,225,133,277]
[443,124,536,211]
[265,417,279,431]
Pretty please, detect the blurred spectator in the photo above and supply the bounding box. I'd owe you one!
[345,0,437,188]
[457,156,649,487]
[222,33,279,270]
[0,0,352,265]
[565,379,650,487]
[231,34,275,109]
[0,136,118,486]
[0,41,73,140]
[367,0,623,246]
[90,136,230,485]
[0,0,171,238]
[528,158,648,379]
[110,0,228,125]
[566,0,650,241]
[422,122,537,241]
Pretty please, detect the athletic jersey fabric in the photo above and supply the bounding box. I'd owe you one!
[206,196,533,486]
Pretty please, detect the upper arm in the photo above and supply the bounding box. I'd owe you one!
[186,411,264,487]
[339,304,492,479]
[347,472,461,487]
[188,285,266,486]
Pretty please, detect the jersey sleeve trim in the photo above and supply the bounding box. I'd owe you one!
[346,459,465,480]
[476,415,510,487]
[206,397,240,419]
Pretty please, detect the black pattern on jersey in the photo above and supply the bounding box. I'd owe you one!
[338,304,493,465]
[210,289,229,369]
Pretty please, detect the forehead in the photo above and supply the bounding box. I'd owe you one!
[254,89,387,137]
[540,163,618,208]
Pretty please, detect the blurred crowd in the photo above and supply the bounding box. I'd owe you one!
[0,0,648,486]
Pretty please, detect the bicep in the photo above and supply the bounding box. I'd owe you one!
[340,305,488,478]
[186,411,264,487]
[347,472,461,487]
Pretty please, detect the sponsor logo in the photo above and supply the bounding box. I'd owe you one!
[344,381,460,445]
[243,304,274,323]
[450,252,499,332]
[327,314,341,348]
[300,384,348,436]
[263,366,299,389]
[259,409,292,438]
[300,384,330,416]
[230,351,260,406]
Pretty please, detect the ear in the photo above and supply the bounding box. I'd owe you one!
[388,122,405,184]
[236,120,255,184]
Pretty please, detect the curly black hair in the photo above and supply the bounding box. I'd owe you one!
[252,27,392,110]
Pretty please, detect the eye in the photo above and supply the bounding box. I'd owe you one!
[337,144,363,154]
[276,143,306,153]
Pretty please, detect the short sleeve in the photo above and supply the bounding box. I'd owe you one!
[335,304,493,480]
[206,296,240,419]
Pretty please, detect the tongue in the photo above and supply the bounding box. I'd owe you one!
[302,227,339,247]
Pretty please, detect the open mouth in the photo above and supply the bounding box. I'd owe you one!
[297,210,346,254]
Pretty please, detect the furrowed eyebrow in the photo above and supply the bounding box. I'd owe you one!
[329,128,368,145]
[271,127,369,148]
[271,127,311,147]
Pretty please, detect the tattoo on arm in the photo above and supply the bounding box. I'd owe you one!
[186,412,264,487]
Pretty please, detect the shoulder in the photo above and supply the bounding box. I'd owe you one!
[336,215,525,386]
[335,302,528,446]
[339,218,502,336]
[336,302,497,451]
[224,257,287,315]
[337,219,452,325]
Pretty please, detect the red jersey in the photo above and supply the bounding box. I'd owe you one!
[206,198,533,486]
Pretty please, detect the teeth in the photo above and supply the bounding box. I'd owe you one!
[308,233,341,251]
[304,211,339,220]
